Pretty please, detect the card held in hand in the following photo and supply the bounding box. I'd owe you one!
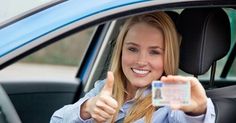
[152,81,191,106]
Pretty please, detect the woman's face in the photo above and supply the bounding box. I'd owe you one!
[122,22,164,89]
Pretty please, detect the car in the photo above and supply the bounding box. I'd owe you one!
[0,0,236,123]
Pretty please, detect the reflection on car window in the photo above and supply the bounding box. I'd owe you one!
[0,0,53,23]
[0,27,95,80]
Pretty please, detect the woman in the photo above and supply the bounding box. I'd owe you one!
[50,11,215,123]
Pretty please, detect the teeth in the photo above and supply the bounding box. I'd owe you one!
[132,69,149,74]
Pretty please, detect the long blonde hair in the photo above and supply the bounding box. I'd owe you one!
[110,11,179,123]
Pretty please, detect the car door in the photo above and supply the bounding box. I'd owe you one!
[0,1,113,123]
[0,0,146,122]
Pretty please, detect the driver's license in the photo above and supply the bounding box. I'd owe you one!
[152,81,191,106]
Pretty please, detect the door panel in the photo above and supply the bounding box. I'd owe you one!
[0,80,79,123]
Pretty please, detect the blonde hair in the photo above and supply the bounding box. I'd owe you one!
[110,11,179,123]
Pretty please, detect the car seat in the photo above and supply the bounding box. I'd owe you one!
[178,7,236,123]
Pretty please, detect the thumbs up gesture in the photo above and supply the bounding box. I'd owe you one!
[82,71,118,122]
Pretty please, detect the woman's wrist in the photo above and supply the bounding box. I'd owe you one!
[186,99,207,116]
[80,99,92,119]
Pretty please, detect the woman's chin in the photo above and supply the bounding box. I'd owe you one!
[130,80,151,88]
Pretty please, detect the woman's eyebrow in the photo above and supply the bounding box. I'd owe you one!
[125,42,139,46]
[149,46,164,50]
[125,42,164,50]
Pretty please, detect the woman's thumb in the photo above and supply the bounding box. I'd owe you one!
[102,71,114,95]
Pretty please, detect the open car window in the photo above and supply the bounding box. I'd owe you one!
[0,26,96,81]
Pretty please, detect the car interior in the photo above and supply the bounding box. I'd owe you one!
[87,7,236,123]
[81,6,236,122]
[0,5,236,123]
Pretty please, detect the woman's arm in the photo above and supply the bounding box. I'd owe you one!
[50,80,105,123]
[184,98,215,123]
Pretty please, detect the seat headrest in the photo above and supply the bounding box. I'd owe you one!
[179,8,231,75]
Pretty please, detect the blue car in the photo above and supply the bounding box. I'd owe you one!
[0,0,236,123]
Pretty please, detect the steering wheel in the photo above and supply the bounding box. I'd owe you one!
[0,84,21,123]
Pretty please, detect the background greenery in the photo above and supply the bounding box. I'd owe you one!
[20,27,94,66]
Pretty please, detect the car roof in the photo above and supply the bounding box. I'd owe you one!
[0,0,235,68]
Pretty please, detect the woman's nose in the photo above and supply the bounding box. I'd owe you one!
[137,52,148,66]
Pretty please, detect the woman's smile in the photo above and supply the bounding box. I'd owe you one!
[131,68,150,76]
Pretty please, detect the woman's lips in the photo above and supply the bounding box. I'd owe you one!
[132,68,150,75]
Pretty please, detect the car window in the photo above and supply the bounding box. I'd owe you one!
[227,8,236,78]
[0,27,95,80]
[0,0,54,24]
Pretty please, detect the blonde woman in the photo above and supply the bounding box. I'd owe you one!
[50,12,215,123]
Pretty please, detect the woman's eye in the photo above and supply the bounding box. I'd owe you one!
[128,47,138,52]
[150,50,160,55]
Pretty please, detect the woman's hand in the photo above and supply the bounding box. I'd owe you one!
[160,75,207,115]
[81,72,118,122]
